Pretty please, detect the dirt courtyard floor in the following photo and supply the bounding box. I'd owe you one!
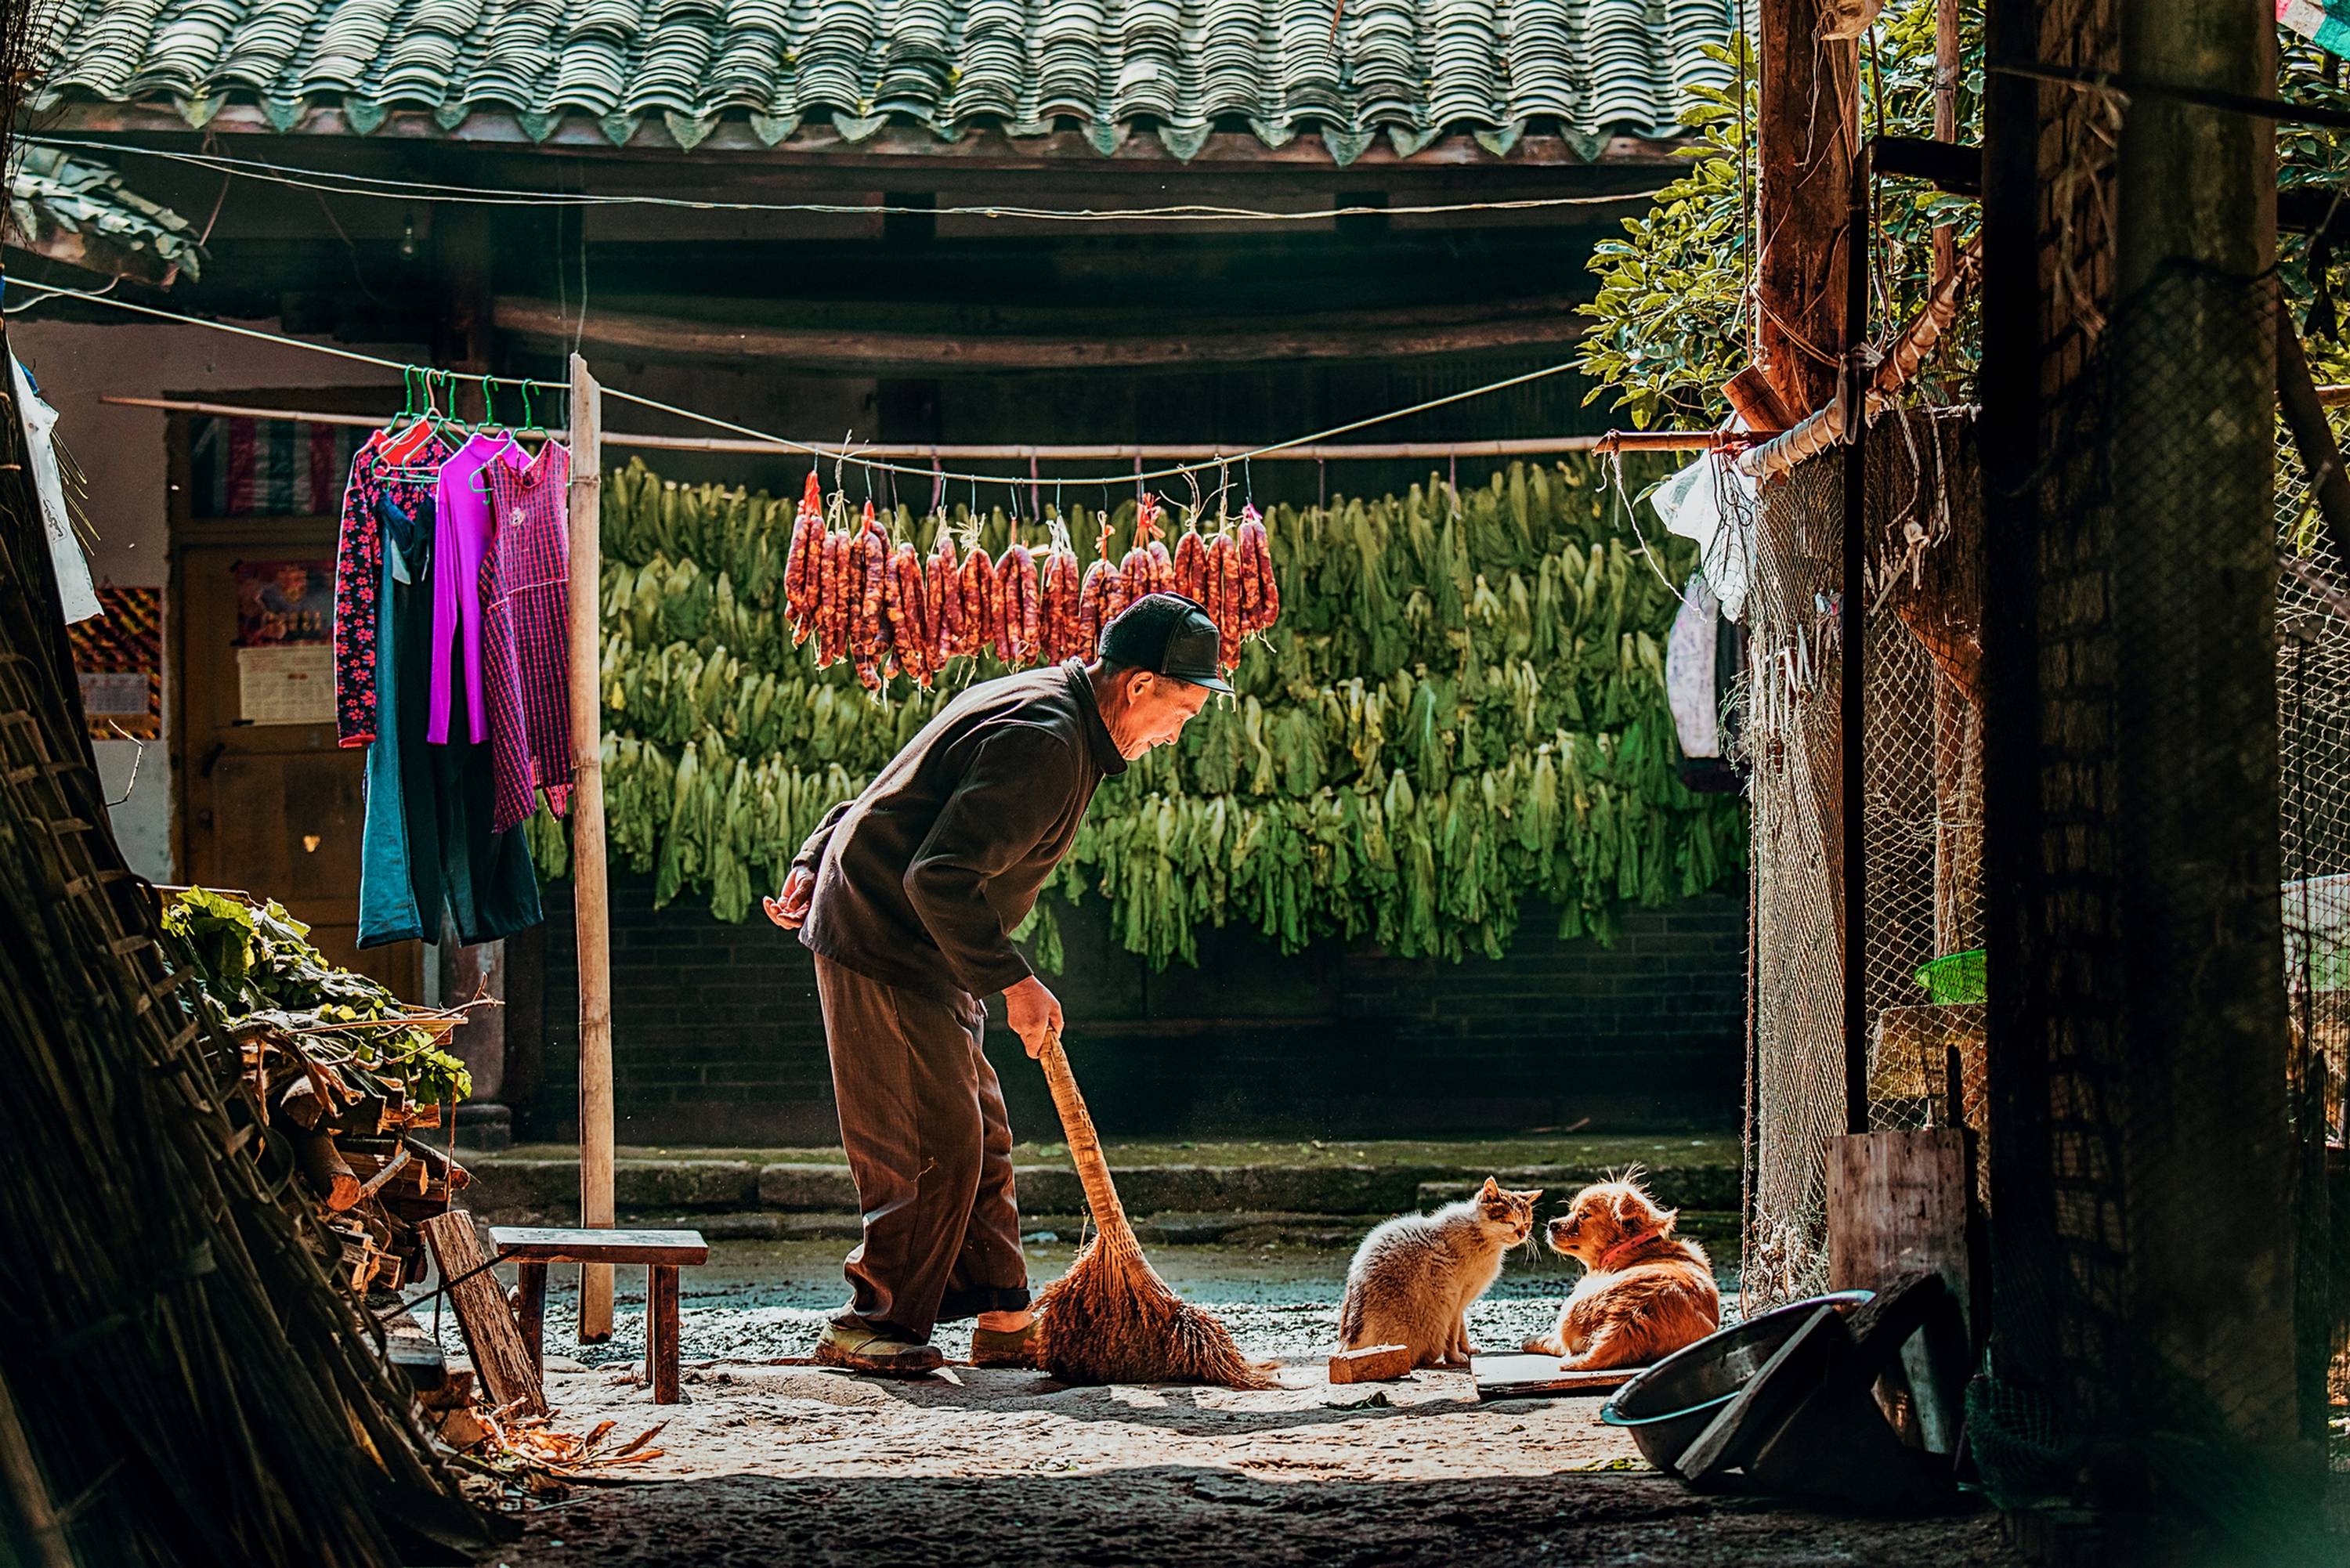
[454,1241,2023,1566]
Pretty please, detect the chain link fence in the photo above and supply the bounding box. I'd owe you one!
[1720,305,2341,1494]
[1730,408,1985,1306]
[2276,411,2350,1432]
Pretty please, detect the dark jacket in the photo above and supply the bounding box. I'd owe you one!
[794,660,1127,1001]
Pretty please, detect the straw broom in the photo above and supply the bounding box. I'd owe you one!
[1031,1033,1274,1389]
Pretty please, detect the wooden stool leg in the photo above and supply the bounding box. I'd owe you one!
[515,1262,548,1379]
[648,1265,681,1404]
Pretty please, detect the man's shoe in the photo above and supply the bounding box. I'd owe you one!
[967,1319,1039,1368]
[814,1320,945,1377]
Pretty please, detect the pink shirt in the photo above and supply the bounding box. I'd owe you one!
[428,432,522,744]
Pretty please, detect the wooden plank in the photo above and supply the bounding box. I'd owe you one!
[1328,1344,1412,1385]
[1845,1268,1973,1455]
[349,1143,413,1201]
[1677,1305,1847,1484]
[1744,1359,1948,1511]
[648,1266,682,1404]
[1469,1355,1641,1402]
[569,353,616,1346]
[1826,1130,1977,1453]
[488,1227,710,1266]
[495,295,1589,370]
[1871,1004,1987,1101]
[419,1212,546,1416]
[1825,1130,1973,1326]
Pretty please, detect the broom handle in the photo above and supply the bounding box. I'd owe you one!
[1036,1031,1142,1258]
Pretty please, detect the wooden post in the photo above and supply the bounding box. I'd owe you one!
[2109,0,2300,1466]
[1840,141,1871,1137]
[648,1266,682,1404]
[567,352,616,1343]
[1756,0,1858,414]
[515,1261,548,1378]
[1931,0,1961,290]
[2276,309,2350,584]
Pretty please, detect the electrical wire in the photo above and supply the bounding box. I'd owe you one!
[21,133,1660,226]
[2,276,1588,489]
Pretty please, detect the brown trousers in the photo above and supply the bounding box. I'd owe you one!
[813,955,1029,1340]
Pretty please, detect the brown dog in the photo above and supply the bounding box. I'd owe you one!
[1524,1172,1719,1369]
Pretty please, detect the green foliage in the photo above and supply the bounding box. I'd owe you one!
[1579,13,2350,427]
[1575,4,1983,427]
[540,457,1748,970]
[163,888,472,1103]
[2280,43,2350,387]
[1575,69,1753,431]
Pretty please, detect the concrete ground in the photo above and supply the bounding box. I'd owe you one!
[444,1235,2023,1568]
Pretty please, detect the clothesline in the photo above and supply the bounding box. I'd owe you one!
[99,395,1609,464]
[9,278,1589,489]
[27,134,1656,226]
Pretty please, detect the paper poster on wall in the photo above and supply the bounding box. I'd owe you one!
[237,643,334,725]
[232,558,335,646]
[67,585,162,740]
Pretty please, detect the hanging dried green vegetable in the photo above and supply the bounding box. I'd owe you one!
[535,458,1747,968]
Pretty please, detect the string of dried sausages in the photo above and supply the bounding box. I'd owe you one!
[999,542,1039,666]
[785,470,823,647]
[787,481,1281,689]
[850,501,889,692]
[1040,522,1084,663]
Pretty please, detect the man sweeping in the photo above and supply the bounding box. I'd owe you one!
[763,593,1226,1375]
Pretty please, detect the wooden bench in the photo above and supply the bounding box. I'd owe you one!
[487,1227,709,1404]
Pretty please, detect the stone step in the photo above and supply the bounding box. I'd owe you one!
[1415,1165,1741,1213]
[465,1154,1740,1224]
[533,1206,1746,1254]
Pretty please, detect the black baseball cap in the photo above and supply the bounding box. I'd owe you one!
[1097,592,1233,694]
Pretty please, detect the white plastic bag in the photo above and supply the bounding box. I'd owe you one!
[1649,450,1758,624]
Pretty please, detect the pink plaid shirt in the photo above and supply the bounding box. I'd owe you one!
[481,441,575,835]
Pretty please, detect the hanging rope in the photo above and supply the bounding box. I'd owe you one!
[20,134,1659,226]
[10,279,1591,490]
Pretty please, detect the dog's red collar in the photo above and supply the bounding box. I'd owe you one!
[1593,1233,1658,1274]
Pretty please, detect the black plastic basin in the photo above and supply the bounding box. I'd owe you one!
[1597,1290,1875,1475]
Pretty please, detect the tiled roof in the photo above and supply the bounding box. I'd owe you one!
[6,146,204,281]
[31,0,1733,164]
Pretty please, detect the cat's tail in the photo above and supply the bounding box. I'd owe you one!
[1336,1289,1363,1347]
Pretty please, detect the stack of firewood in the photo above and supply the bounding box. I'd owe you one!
[233,1015,471,1295]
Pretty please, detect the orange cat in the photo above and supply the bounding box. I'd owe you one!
[1524,1172,1719,1369]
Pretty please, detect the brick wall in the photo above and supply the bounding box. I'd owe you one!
[522,873,1747,1146]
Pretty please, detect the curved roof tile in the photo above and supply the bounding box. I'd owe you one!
[35,0,1730,157]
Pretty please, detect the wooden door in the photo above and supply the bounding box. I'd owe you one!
[175,537,424,996]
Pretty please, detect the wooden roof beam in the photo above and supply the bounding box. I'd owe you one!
[494,294,1588,370]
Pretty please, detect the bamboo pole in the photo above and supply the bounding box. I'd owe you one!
[567,352,616,1344]
[0,1366,73,1568]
